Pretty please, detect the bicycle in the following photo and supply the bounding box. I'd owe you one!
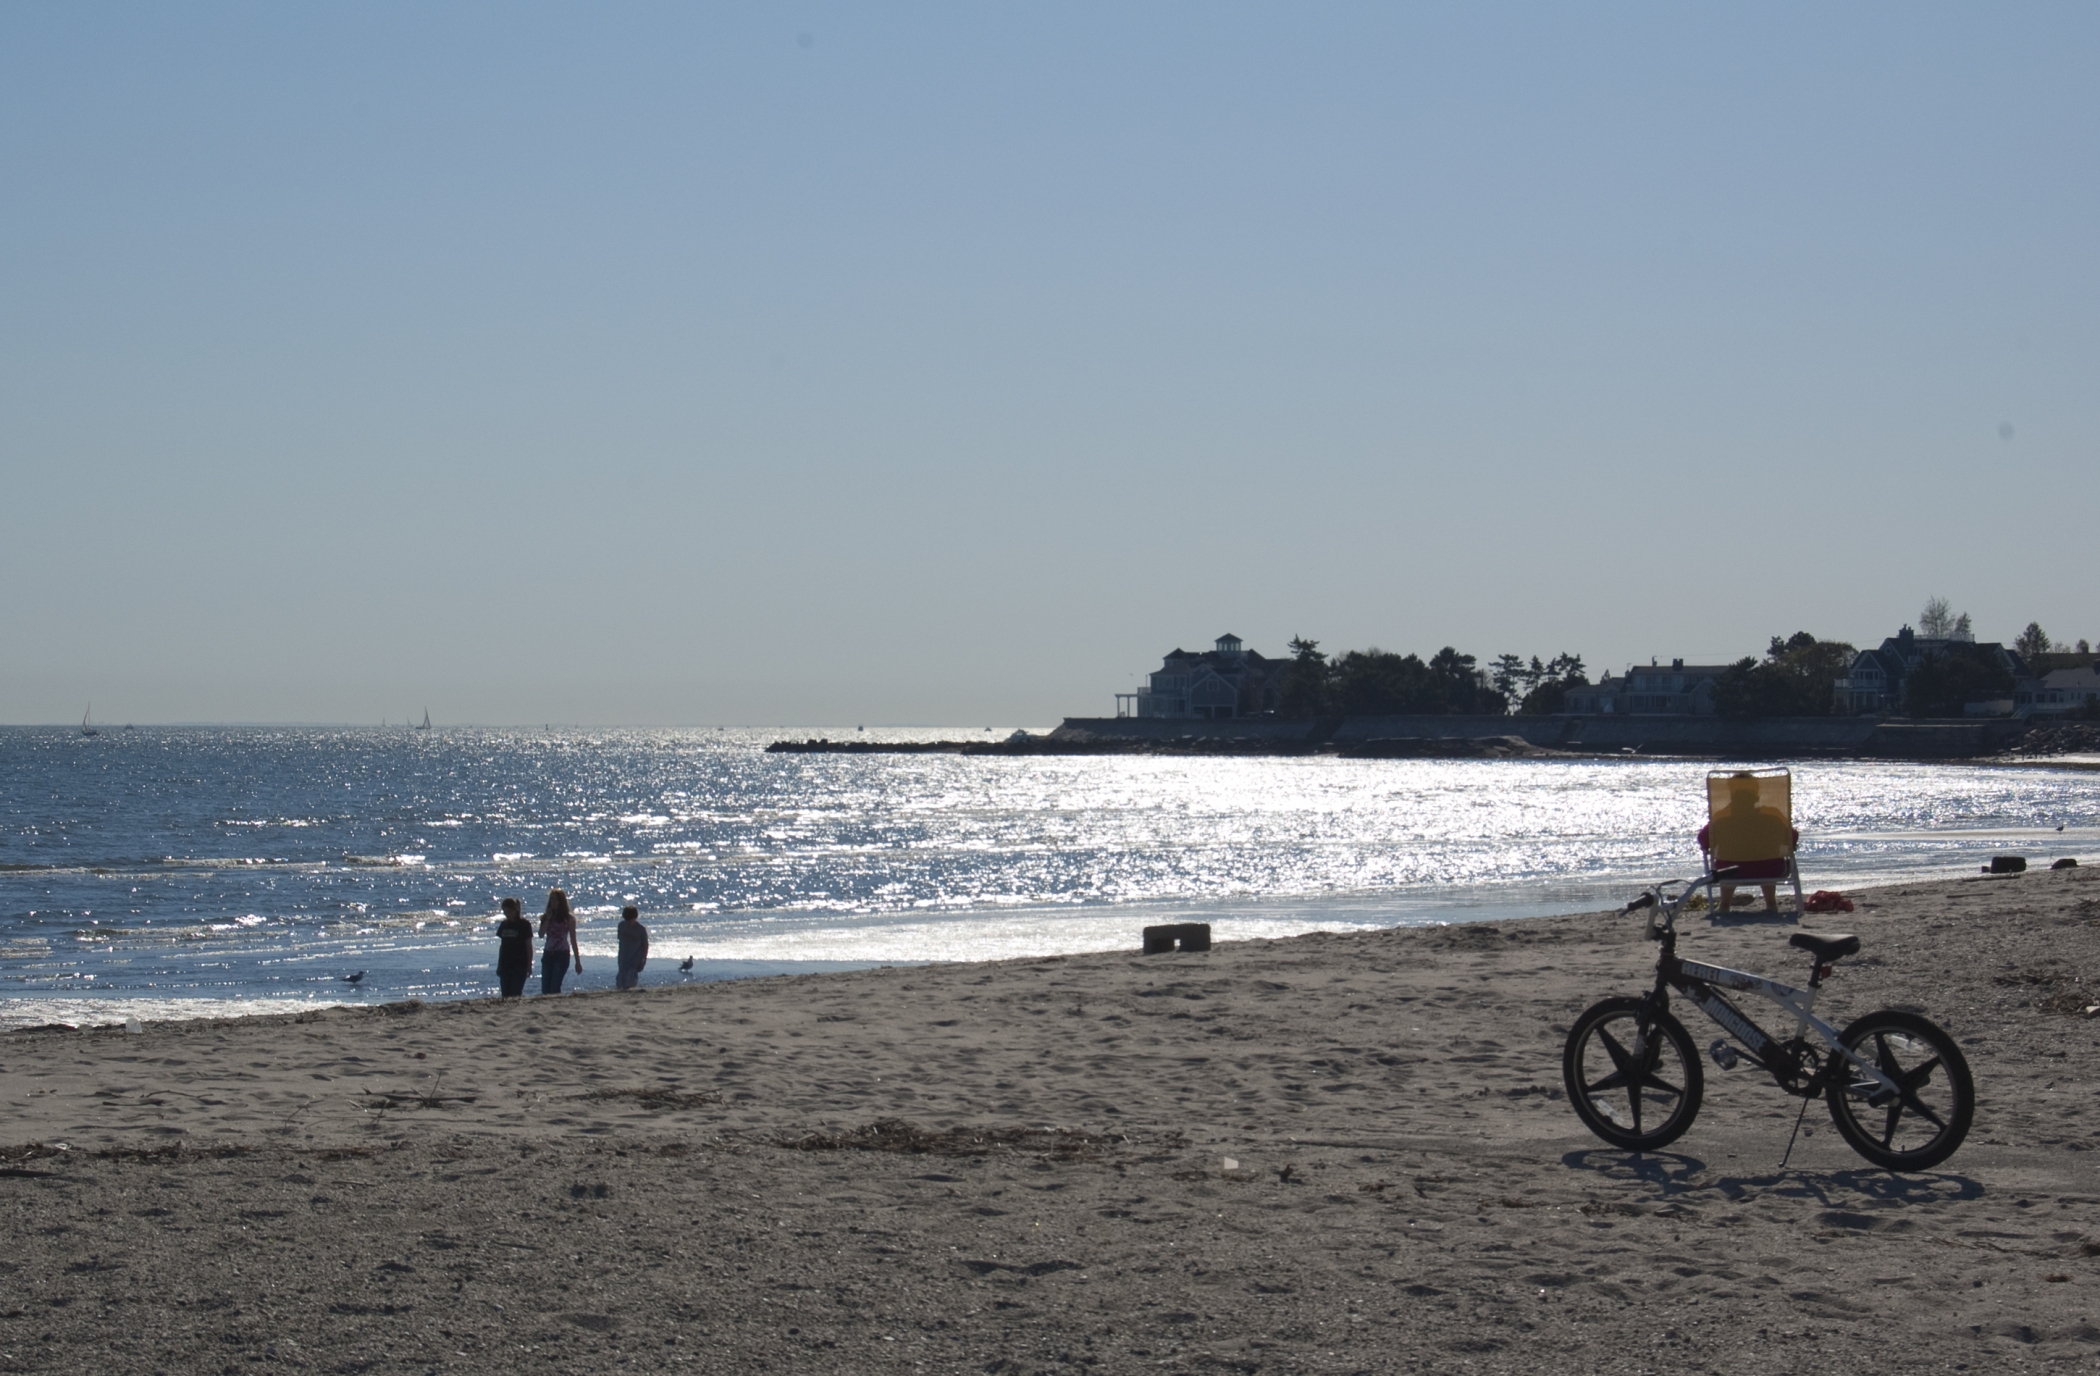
[1562,869,1975,1171]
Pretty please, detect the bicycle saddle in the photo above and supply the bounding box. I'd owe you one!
[1789,931,1860,962]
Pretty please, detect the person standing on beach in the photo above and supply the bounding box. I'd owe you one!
[615,904,650,991]
[495,897,535,998]
[539,888,582,994]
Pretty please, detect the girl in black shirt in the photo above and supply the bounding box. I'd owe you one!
[495,897,535,998]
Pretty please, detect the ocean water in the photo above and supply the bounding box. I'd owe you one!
[2,726,2092,1026]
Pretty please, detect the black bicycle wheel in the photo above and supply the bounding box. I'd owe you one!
[1824,1009,1975,1172]
[1562,996,1704,1151]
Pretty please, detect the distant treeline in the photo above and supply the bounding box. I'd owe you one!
[1274,640,1585,717]
[1710,633,1856,718]
[1277,630,2027,719]
[1713,631,2029,719]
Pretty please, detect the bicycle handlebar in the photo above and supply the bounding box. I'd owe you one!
[1622,867,1754,926]
[1622,868,1738,921]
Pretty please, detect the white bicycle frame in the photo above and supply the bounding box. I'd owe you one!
[1645,883,1901,1100]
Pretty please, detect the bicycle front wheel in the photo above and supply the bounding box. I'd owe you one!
[1824,1009,1975,1172]
[1563,997,1704,1151]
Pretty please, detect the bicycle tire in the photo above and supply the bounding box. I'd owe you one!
[1563,996,1704,1151]
[1824,1009,1974,1172]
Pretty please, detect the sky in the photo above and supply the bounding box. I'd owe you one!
[3,4,2096,725]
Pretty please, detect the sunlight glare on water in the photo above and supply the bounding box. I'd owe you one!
[1,727,2091,1022]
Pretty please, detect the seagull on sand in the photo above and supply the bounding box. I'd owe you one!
[343,971,366,985]
[679,956,695,974]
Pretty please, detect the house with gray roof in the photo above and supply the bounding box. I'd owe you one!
[1116,634,1288,720]
[1832,625,2029,714]
[2013,661,2100,716]
[1562,659,1732,715]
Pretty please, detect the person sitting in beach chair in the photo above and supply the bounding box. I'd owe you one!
[1697,769,1802,915]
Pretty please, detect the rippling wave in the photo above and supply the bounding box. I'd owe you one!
[1,726,2090,1022]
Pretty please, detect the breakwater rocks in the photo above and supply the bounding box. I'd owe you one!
[768,714,2067,760]
[1051,714,2037,760]
[764,733,1325,757]
[2001,720,2100,757]
[1337,735,1567,759]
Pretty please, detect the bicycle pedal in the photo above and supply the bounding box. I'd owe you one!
[1708,1039,1740,1071]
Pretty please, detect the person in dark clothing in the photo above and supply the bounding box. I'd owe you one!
[495,897,534,998]
[615,904,650,991]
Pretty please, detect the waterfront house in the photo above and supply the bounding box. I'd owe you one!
[1116,634,1288,720]
[2012,662,2100,716]
[1563,660,1729,715]
[1832,626,2029,714]
[1562,676,1622,715]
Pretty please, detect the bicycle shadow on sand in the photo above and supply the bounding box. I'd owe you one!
[1703,910,1800,929]
[1562,1149,1982,1208]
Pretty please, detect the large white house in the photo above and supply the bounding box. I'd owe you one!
[2012,662,2100,716]
[1116,634,1288,720]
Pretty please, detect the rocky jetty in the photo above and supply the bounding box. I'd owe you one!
[766,714,2082,761]
[1335,734,1570,759]
[764,733,1327,757]
[1997,719,2100,757]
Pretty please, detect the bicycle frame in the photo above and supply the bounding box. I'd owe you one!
[1636,879,1900,1100]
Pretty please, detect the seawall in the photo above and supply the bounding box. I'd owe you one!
[1047,714,2030,759]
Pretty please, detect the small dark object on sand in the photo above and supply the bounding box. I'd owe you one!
[1987,856,2027,874]
[2054,858,2079,870]
[1142,923,1212,954]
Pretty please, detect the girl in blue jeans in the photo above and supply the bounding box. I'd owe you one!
[538,888,582,993]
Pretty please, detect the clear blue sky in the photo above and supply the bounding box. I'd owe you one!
[4,4,2095,724]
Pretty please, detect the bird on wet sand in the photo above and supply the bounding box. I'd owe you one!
[679,956,695,974]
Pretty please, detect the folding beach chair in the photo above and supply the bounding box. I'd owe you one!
[1698,768,1803,917]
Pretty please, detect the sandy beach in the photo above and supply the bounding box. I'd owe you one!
[3,865,2097,1374]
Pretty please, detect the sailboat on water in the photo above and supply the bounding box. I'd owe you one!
[81,705,100,737]
[416,708,432,732]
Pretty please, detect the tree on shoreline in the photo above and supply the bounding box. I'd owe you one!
[1486,653,1588,714]
[1712,632,1856,717]
[1917,597,1975,641]
[1278,643,1508,716]
[1277,637,1330,717]
[1904,642,2015,717]
[1514,654,1588,715]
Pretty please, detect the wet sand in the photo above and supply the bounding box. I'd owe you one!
[3,865,2097,1374]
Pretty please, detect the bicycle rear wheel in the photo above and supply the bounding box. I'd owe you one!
[1563,997,1703,1151]
[1824,1009,1974,1172]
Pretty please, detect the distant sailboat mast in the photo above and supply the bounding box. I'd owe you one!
[417,708,432,731]
[81,705,99,738]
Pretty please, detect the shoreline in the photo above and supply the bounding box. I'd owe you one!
[769,717,2100,762]
[4,868,2098,1372]
[10,850,2093,1031]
